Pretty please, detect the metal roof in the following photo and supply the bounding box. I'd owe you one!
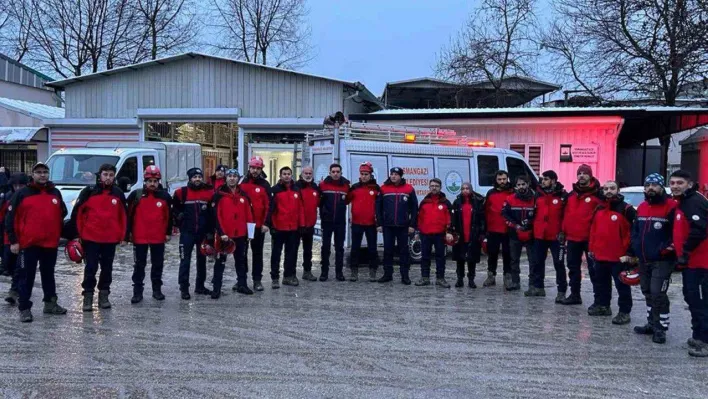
[680,128,708,145]
[0,53,55,82]
[366,106,708,116]
[45,52,359,89]
[0,127,47,143]
[0,97,65,119]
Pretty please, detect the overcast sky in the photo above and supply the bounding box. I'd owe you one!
[302,0,476,96]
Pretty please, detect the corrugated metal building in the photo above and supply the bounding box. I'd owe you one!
[0,53,60,106]
[44,52,381,182]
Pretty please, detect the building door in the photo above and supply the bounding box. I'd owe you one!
[203,156,217,179]
[249,143,299,186]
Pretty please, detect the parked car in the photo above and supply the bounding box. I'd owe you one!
[621,186,672,209]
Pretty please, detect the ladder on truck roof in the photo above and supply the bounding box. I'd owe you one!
[306,121,458,145]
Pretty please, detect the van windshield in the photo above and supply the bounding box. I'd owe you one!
[46,154,120,185]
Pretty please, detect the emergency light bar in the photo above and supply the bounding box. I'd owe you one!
[466,140,495,147]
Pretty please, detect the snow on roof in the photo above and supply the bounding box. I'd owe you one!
[0,97,65,119]
[0,127,46,143]
[370,106,708,115]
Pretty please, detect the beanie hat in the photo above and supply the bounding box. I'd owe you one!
[644,173,665,188]
[226,168,240,177]
[390,167,403,177]
[187,167,203,179]
[577,164,593,177]
[359,162,373,174]
[215,164,227,173]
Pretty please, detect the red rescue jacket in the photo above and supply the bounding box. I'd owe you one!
[485,185,513,234]
[673,188,708,269]
[239,175,271,228]
[295,179,320,228]
[562,179,602,242]
[347,179,380,226]
[265,180,305,232]
[71,184,127,244]
[502,190,536,242]
[589,195,636,262]
[212,185,255,239]
[534,183,567,241]
[210,175,226,192]
[127,188,172,244]
[5,182,67,249]
[417,192,452,235]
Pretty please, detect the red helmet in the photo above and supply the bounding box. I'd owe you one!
[445,232,459,246]
[248,156,264,168]
[65,239,84,263]
[359,162,373,174]
[481,238,488,255]
[619,267,640,286]
[215,237,236,255]
[200,239,216,258]
[144,165,161,180]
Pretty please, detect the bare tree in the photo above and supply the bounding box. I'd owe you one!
[211,0,312,69]
[0,0,36,62]
[541,0,708,105]
[135,0,198,60]
[436,0,539,105]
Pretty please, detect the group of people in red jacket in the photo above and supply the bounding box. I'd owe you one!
[2,157,706,358]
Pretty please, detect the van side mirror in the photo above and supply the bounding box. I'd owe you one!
[117,177,132,193]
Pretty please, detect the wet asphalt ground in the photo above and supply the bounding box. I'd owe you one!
[0,238,706,398]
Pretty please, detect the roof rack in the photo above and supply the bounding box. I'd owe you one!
[306,121,458,145]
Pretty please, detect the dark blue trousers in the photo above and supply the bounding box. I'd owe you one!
[213,237,248,292]
[382,226,410,277]
[420,233,446,278]
[17,246,58,311]
[132,244,165,292]
[4,244,19,291]
[178,232,207,291]
[683,269,708,342]
[533,239,567,291]
[271,230,300,280]
[350,224,378,269]
[320,222,346,276]
[592,261,633,313]
[567,240,594,296]
[82,241,117,295]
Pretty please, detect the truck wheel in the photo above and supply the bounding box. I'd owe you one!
[409,236,422,264]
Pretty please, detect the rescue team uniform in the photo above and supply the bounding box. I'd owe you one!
[239,174,271,284]
[376,177,418,282]
[0,189,19,297]
[588,195,636,314]
[562,178,602,301]
[172,180,214,296]
[532,184,567,294]
[5,181,67,313]
[484,184,514,282]
[673,187,708,348]
[71,182,127,302]
[318,176,351,280]
[295,178,320,278]
[501,189,537,290]
[126,187,172,298]
[451,192,486,287]
[211,185,254,295]
[631,191,677,335]
[416,192,452,282]
[346,179,380,276]
[266,180,305,283]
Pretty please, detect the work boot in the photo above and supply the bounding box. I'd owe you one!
[272,279,280,289]
[210,290,221,300]
[436,278,451,288]
[253,281,264,291]
[588,305,612,316]
[689,341,708,357]
[687,338,702,349]
[131,289,143,304]
[378,274,393,283]
[559,294,582,305]
[82,293,94,311]
[282,276,295,286]
[369,268,377,282]
[415,277,431,286]
[302,271,317,281]
[524,287,546,297]
[633,323,654,335]
[401,274,411,285]
[291,276,299,286]
[5,289,19,305]
[319,274,328,282]
[455,277,464,288]
[349,268,358,282]
[19,309,33,323]
[98,290,111,309]
[236,285,254,295]
[612,312,631,325]
[510,275,521,291]
[336,272,346,282]
[43,297,67,315]
[181,290,191,300]
[503,274,513,291]
[483,271,496,287]
[652,330,667,344]
[152,289,165,301]
[468,275,477,288]
[194,287,213,296]
[554,292,566,304]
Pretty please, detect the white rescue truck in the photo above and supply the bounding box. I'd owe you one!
[45,142,201,219]
[307,121,538,262]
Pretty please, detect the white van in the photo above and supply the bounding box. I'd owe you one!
[45,142,202,219]
[308,122,537,261]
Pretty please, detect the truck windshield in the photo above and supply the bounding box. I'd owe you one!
[46,154,120,185]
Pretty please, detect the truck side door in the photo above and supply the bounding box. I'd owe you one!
[116,156,138,193]
[474,153,501,194]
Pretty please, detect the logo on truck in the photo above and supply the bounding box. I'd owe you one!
[445,171,463,195]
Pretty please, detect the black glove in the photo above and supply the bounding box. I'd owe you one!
[557,232,566,243]
[205,233,214,241]
[676,254,689,270]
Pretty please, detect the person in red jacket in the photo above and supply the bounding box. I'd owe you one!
[209,164,227,192]
[483,170,514,287]
[588,181,636,324]
[295,166,319,282]
[265,166,305,288]
[451,183,486,288]
[239,156,272,291]
[559,164,602,305]
[126,165,172,304]
[415,178,453,288]
[70,163,127,312]
[532,170,568,303]
[670,170,708,357]
[347,162,381,282]
[2,173,28,305]
[502,176,537,293]
[211,169,255,298]
[5,163,67,322]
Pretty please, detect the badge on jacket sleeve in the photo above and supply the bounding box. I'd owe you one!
[693,215,700,221]
[369,190,374,196]
[553,199,559,205]
[294,193,299,199]
[438,205,443,210]
[156,202,163,208]
[585,198,591,203]
[611,215,618,221]
[677,214,681,220]
[111,199,117,205]
[313,192,318,197]
[255,188,261,193]
[52,199,58,205]
[240,198,245,203]
[341,194,346,200]
[654,222,663,229]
